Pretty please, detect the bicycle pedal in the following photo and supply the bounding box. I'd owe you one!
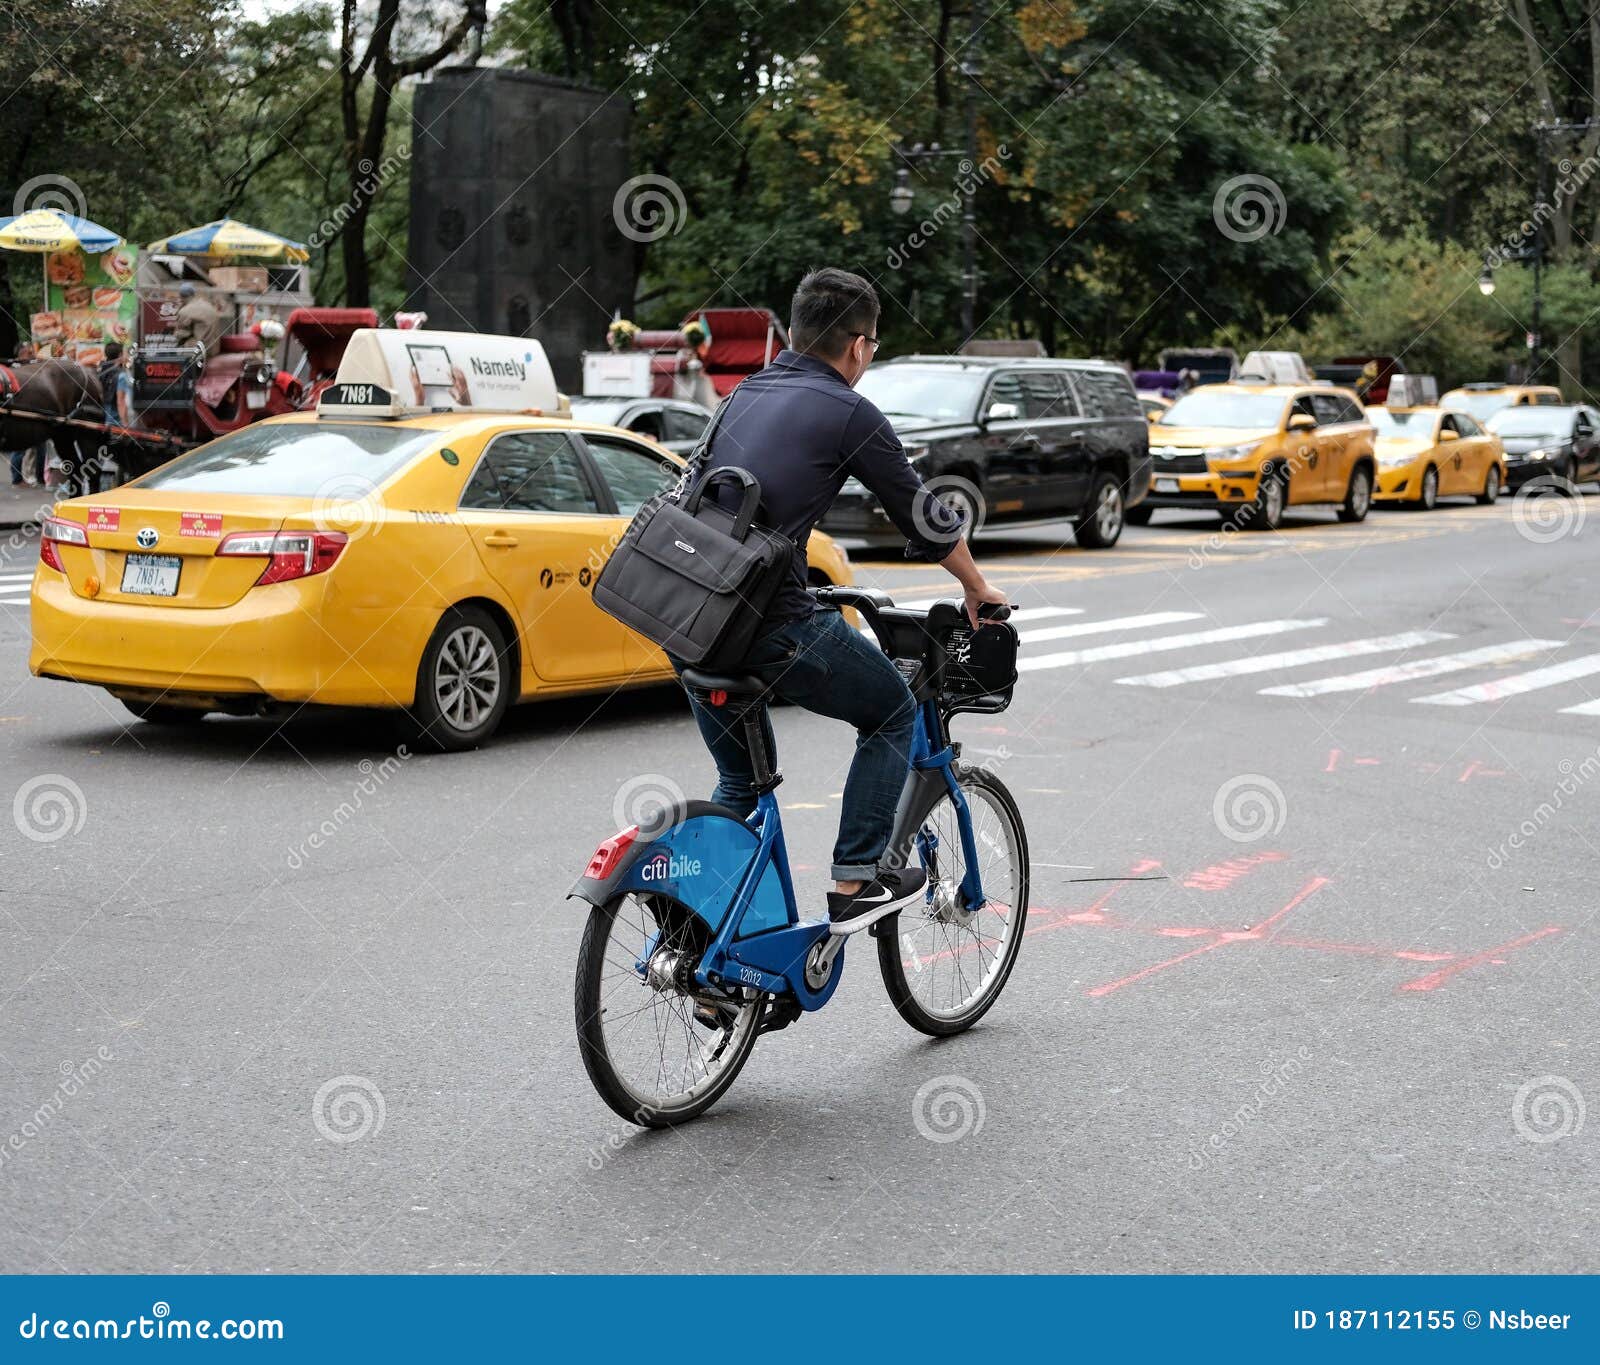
[758,997,803,1035]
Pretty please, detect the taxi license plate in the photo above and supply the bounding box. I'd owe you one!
[1155,477,1180,493]
[121,553,181,597]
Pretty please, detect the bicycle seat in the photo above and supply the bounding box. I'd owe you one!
[680,668,771,701]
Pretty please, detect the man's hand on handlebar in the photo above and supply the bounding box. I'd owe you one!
[941,538,1009,628]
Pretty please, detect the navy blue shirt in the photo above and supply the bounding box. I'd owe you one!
[701,349,960,623]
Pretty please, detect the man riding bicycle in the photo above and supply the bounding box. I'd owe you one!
[674,267,1007,933]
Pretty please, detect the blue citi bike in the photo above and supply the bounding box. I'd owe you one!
[569,587,1029,1126]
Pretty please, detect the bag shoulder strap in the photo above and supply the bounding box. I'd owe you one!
[665,394,734,503]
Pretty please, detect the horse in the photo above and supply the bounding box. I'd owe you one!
[0,359,105,496]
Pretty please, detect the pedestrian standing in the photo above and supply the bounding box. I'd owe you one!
[10,342,44,487]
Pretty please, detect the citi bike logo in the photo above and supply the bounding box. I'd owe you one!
[641,850,702,882]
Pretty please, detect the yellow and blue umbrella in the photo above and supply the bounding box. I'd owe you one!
[147,218,309,263]
[0,208,123,254]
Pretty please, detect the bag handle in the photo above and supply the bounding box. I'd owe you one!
[683,465,763,538]
[665,394,734,503]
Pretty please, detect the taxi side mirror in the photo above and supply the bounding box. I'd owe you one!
[984,401,1021,424]
[1439,429,1460,442]
[1287,412,1316,432]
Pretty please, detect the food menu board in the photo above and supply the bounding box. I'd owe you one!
[30,246,138,367]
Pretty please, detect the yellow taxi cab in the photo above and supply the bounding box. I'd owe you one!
[1368,375,1507,509]
[29,329,853,750]
[1129,352,1375,530]
[1438,382,1562,426]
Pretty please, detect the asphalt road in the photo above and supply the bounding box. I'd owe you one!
[1,495,1596,1274]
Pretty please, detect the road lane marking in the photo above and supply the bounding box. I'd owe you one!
[1018,618,1328,671]
[1019,610,1205,644]
[1411,653,1600,705]
[1115,630,1453,688]
[1258,638,1563,697]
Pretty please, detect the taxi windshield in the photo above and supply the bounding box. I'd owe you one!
[1445,392,1513,423]
[133,423,439,496]
[855,365,987,421]
[1158,389,1286,429]
[1367,409,1433,435]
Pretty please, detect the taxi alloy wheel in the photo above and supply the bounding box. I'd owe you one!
[1240,463,1285,531]
[1478,466,1501,505]
[409,606,512,751]
[1415,465,1438,511]
[1337,465,1372,523]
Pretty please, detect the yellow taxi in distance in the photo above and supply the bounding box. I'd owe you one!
[1438,382,1563,425]
[1132,355,1376,531]
[1369,405,1506,509]
[29,330,853,750]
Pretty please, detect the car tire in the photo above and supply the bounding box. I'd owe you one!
[1074,474,1124,548]
[1239,462,1286,531]
[1477,466,1501,505]
[1414,465,1438,511]
[406,605,513,752]
[934,479,982,544]
[1125,504,1154,527]
[1337,464,1373,523]
[1555,457,1577,493]
[120,698,207,725]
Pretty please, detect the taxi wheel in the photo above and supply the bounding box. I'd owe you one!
[120,699,207,725]
[1337,465,1373,523]
[1478,467,1502,505]
[407,606,512,752]
[1240,464,1286,531]
[1414,465,1439,511]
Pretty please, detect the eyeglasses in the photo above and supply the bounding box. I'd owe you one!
[852,332,880,352]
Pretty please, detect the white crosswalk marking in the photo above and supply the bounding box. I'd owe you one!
[897,600,1082,623]
[1259,639,1564,697]
[1019,618,1328,672]
[1559,697,1600,716]
[1022,611,1204,645]
[1116,630,1454,688]
[1412,653,1600,706]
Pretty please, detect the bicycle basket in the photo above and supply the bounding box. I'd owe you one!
[924,601,1019,712]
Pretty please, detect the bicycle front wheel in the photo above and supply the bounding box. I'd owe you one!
[878,763,1029,1036]
[574,892,762,1127]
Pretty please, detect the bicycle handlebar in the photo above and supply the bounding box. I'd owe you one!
[811,585,1012,625]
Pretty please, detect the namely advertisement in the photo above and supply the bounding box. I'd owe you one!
[30,246,139,365]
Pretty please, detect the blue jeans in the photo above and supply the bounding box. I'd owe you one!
[677,608,917,881]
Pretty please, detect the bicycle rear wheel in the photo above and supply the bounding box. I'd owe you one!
[878,763,1029,1036]
[574,892,762,1126]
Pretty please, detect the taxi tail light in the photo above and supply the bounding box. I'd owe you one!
[40,515,88,573]
[584,826,639,881]
[217,530,349,585]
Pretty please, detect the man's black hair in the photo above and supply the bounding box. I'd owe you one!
[789,267,879,357]
[103,341,123,362]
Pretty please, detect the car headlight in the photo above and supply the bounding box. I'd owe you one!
[1204,442,1262,465]
[1378,452,1414,469]
[1525,448,1548,461]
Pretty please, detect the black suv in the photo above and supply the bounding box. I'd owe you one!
[820,356,1151,549]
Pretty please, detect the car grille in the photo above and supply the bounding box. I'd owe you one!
[1150,446,1209,474]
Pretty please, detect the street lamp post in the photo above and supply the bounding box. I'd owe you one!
[889,4,985,342]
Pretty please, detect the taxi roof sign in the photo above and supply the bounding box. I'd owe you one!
[318,328,560,418]
[1387,374,1439,409]
[1237,350,1315,386]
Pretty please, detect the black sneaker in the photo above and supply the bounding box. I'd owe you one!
[826,867,927,934]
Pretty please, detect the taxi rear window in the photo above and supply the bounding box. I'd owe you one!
[134,423,438,496]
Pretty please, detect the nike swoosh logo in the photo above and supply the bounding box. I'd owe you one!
[854,886,895,906]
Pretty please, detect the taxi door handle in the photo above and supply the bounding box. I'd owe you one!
[483,532,519,548]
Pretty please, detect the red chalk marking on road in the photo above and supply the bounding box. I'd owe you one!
[1084,875,1330,997]
[1325,748,1342,773]
[1354,757,1380,766]
[1458,760,1482,784]
[1397,926,1562,993]
[1266,936,1456,963]
[1182,850,1285,892]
